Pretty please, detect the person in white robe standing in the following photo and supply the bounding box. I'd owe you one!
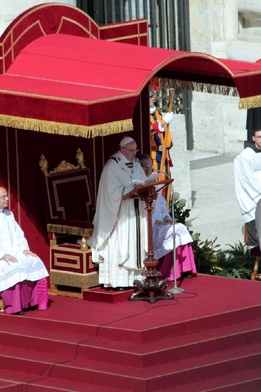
[234,127,261,246]
[87,137,148,290]
[0,186,49,314]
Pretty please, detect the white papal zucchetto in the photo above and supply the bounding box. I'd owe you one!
[119,136,135,147]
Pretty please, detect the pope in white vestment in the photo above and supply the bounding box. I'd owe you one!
[87,137,148,289]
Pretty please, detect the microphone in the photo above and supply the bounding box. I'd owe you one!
[134,157,143,164]
[134,158,170,179]
[152,167,170,179]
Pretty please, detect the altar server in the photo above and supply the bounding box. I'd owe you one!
[139,154,197,280]
[0,186,49,314]
[234,127,261,246]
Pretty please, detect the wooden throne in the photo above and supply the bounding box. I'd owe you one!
[39,148,98,297]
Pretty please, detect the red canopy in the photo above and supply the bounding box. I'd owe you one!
[0,4,260,138]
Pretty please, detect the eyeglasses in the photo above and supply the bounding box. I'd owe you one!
[0,194,8,200]
[122,147,139,153]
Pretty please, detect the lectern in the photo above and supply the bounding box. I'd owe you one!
[123,179,174,303]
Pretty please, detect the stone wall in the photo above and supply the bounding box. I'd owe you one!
[189,0,261,155]
[192,93,247,155]
[170,0,260,203]
[168,114,192,207]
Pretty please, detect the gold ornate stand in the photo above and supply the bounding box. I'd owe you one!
[125,180,174,304]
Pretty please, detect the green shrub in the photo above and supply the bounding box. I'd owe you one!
[192,234,223,275]
[214,242,254,279]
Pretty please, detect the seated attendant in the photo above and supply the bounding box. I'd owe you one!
[139,154,197,280]
[0,186,49,314]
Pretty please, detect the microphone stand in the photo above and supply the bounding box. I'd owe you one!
[148,166,185,294]
[136,158,184,294]
[167,188,185,295]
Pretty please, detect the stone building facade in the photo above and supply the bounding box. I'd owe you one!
[170,0,261,203]
[189,0,261,155]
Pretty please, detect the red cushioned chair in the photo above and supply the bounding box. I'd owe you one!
[39,149,98,297]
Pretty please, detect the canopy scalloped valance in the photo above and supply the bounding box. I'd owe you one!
[0,3,260,138]
[161,79,261,110]
[0,114,133,139]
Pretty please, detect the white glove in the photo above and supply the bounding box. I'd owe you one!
[163,112,174,124]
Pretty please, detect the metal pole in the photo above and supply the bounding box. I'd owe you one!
[168,186,185,294]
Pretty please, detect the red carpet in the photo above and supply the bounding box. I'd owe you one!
[0,274,260,391]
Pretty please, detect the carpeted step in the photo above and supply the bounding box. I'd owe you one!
[95,305,261,343]
[0,340,260,391]
[0,317,260,369]
[0,275,260,391]
[42,347,261,391]
[162,368,261,392]
[0,380,21,391]
[0,324,88,358]
[1,303,260,345]
[0,313,97,337]
[0,373,127,392]
[4,318,258,370]
[1,371,260,392]
[76,318,261,367]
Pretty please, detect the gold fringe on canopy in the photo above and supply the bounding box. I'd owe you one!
[161,78,239,98]
[239,95,261,110]
[0,114,133,138]
[161,78,261,109]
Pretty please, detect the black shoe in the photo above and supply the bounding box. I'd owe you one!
[23,305,38,312]
[182,272,193,278]
[13,310,24,315]
[102,284,113,291]
[113,287,130,291]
